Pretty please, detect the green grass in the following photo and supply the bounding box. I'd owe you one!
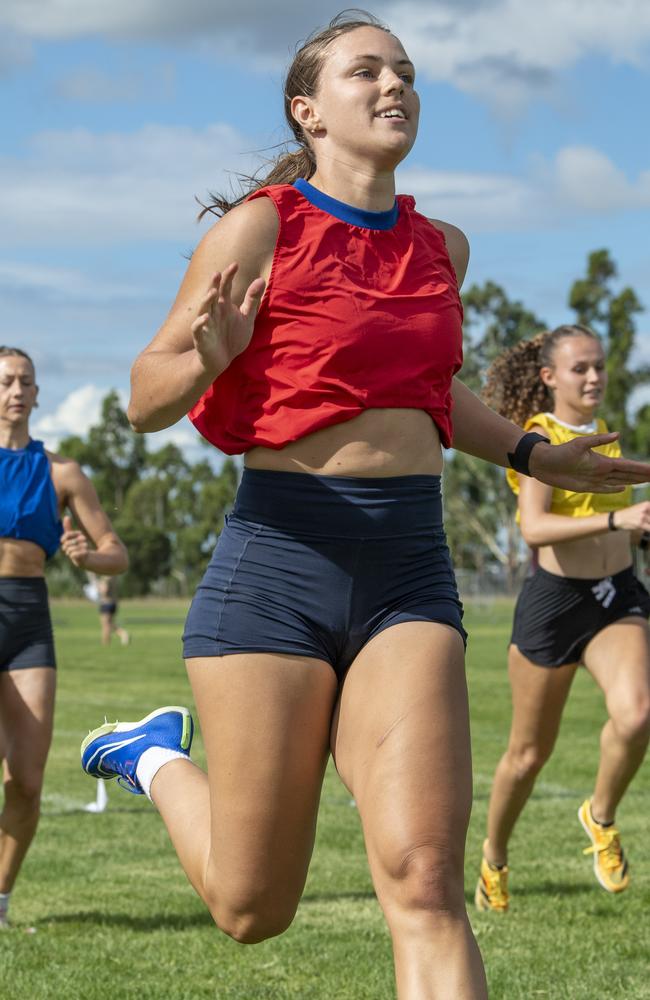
[1,598,648,999]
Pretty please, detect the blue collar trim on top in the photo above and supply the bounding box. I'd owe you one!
[294,177,399,230]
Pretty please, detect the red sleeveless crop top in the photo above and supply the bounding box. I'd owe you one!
[189,179,464,454]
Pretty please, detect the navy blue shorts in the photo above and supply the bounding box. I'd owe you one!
[0,577,57,671]
[511,565,650,667]
[183,469,466,682]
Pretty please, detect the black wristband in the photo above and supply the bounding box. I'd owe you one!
[507,432,550,477]
[608,511,618,531]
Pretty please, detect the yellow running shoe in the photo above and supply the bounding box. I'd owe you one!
[475,850,509,912]
[578,798,629,893]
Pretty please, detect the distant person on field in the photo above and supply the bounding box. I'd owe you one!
[0,346,128,929]
[475,326,650,913]
[92,574,130,646]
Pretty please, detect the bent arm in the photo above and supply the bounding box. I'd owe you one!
[128,199,278,433]
[129,347,216,434]
[518,476,612,547]
[57,462,128,575]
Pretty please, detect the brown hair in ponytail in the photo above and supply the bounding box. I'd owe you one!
[199,10,391,218]
[483,324,600,426]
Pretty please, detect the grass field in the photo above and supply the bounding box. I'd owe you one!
[1,598,648,999]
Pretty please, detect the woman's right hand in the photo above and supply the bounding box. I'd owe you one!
[610,500,650,533]
[191,263,266,376]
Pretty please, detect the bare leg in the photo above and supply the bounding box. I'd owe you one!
[114,626,130,646]
[484,646,577,866]
[333,622,487,1000]
[583,619,650,823]
[0,667,56,893]
[99,613,112,646]
[149,653,338,942]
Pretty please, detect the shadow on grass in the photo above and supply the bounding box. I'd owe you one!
[39,893,378,932]
[301,891,377,903]
[41,806,149,818]
[467,880,598,905]
[503,880,593,899]
[472,788,580,802]
[37,910,214,932]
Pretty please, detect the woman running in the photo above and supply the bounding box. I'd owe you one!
[0,346,128,928]
[475,325,650,914]
[94,574,130,646]
[80,14,650,998]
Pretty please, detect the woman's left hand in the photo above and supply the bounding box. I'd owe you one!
[60,514,91,567]
[529,433,650,492]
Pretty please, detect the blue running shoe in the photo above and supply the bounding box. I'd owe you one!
[80,706,193,795]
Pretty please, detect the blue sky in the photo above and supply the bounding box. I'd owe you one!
[2,0,650,457]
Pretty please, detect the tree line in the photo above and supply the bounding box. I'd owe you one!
[46,248,648,596]
[48,398,238,596]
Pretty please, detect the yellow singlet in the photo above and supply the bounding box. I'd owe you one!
[507,412,632,516]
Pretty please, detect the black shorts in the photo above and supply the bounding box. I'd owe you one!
[183,469,466,683]
[99,602,117,615]
[0,577,57,671]
[511,565,650,668]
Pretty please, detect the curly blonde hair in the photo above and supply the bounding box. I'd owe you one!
[483,324,599,426]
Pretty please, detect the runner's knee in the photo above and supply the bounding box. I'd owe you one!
[3,768,44,810]
[205,884,299,944]
[378,840,466,919]
[609,697,650,745]
[507,741,551,780]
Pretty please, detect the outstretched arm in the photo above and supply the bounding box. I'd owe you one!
[451,378,650,492]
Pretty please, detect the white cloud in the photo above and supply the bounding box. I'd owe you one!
[0,122,259,247]
[32,383,110,449]
[0,26,32,75]
[0,0,322,53]
[398,166,541,231]
[33,385,219,465]
[0,260,148,302]
[391,0,650,112]
[3,124,649,252]
[149,418,208,455]
[552,146,650,212]
[55,64,175,104]
[3,1,650,112]
[399,145,650,232]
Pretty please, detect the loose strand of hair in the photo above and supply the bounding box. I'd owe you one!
[197,147,315,220]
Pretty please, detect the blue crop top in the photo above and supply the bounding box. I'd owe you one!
[0,440,63,558]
